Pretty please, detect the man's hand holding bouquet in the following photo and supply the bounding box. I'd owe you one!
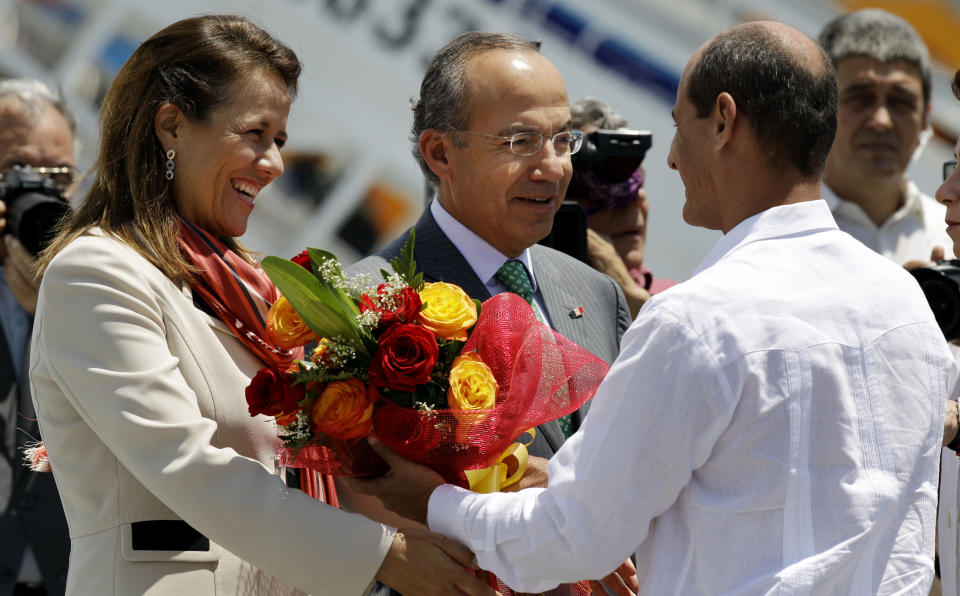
[245,232,611,595]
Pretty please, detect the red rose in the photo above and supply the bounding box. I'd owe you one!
[359,284,422,328]
[245,367,304,417]
[368,323,439,392]
[291,250,311,270]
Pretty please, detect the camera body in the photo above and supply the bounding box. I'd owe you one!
[910,259,960,341]
[0,166,71,256]
[539,129,652,262]
[572,129,652,183]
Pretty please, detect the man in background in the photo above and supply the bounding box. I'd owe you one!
[819,13,960,595]
[567,97,676,317]
[0,78,75,596]
[818,8,949,266]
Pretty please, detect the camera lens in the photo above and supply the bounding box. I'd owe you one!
[7,191,70,256]
[0,167,71,256]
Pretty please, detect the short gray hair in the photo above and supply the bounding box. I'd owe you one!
[0,78,76,133]
[571,97,627,130]
[411,32,541,186]
[818,9,931,104]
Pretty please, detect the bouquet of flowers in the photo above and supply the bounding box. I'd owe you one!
[245,230,608,491]
[245,231,610,594]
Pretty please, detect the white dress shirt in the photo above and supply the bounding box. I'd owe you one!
[429,199,956,594]
[823,180,950,266]
[430,199,552,326]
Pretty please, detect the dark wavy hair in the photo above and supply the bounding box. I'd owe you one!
[39,14,302,281]
[687,25,837,177]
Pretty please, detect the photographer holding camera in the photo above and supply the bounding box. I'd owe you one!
[564,98,675,318]
[0,78,75,596]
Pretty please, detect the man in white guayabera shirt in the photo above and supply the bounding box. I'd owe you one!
[352,21,958,595]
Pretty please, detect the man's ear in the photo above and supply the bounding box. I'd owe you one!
[714,92,737,150]
[419,129,451,181]
[154,102,185,151]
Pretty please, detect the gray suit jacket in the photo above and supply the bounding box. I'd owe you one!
[0,318,68,596]
[347,208,631,458]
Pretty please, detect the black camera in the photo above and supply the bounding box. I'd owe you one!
[910,260,960,341]
[0,166,71,256]
[540,129,652,262]
[571,129,652,183]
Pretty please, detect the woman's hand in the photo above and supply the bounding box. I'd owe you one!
[586,228,650,318]
[376,527,500,596]
[346,437,445,525]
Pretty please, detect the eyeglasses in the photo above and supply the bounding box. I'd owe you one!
[946,160,958,182]
[448,129,584,157]
[0,165,79,191]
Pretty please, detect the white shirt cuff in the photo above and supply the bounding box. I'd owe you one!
[427,483,477,547]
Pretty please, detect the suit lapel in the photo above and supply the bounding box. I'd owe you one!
[530,247,598,423]
[411,210,491,301]
[532,247,592,353]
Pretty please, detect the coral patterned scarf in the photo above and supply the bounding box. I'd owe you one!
[177,217,295,370]
[178,218,336,504]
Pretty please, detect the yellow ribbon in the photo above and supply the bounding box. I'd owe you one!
[465,429,536,493]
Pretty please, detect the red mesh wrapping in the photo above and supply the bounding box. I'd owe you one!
[279,293,609,488]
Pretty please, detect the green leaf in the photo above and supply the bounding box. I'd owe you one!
[390,228,423,291]
[262,256,371,355]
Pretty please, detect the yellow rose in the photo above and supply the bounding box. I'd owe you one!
[311,378,376,440]
[448,351,498,411]
[418,282,477,341]
[448,352,498,444]
[267,295,318,349]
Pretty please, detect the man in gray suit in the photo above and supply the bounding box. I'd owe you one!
[349,32,631,461]
[0,79,74,596]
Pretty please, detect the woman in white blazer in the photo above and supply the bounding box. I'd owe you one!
[27,14,492,596]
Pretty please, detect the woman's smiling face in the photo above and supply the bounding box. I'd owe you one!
[171,69,290,238]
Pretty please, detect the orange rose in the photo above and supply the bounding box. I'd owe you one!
[267,295,318,350]
[418,282,477,341]
[310,378,376,440]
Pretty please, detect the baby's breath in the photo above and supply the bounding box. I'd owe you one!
[323,337,358,368]
[414,401,438,416]
[356,309,381,331]
[345,273,375,298]
[316,258,345,287]
[382,272,406,291]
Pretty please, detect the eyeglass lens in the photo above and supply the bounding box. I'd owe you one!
[945,160,958,182]
[509,132,582,156]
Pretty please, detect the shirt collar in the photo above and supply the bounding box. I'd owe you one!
[692,200,838,277]
[822,180,926,227]
[430,198,538,292]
